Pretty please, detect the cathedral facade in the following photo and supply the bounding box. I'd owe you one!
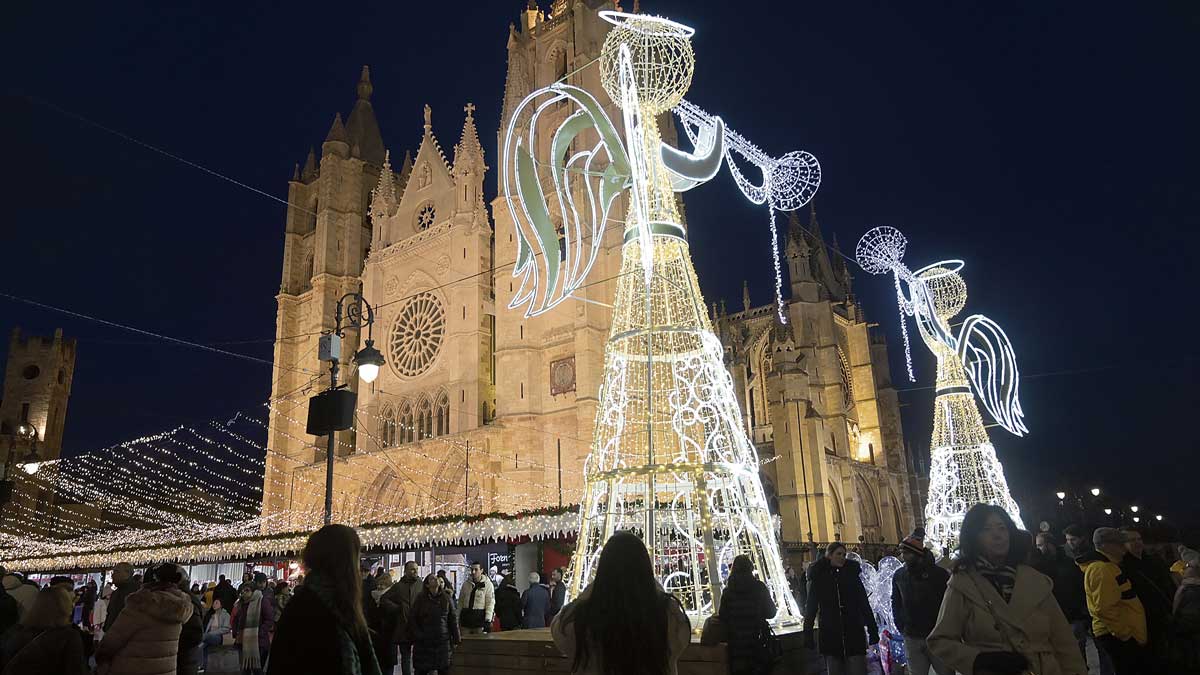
[263,0,920,548]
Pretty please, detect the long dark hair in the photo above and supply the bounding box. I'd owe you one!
[725,554,755,591]
[302,524,370,640]
[954,503,1030,571]
[569,532,676,675]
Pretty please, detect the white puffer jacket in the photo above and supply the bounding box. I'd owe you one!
[1,574,38,617]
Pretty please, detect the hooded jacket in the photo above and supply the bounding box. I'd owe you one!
[95,585,194,675]
[891,552,950,638]
[803,557,878,657]
[1,575,37,618]
[1076,549,1147,645]
[927,564,1085,675]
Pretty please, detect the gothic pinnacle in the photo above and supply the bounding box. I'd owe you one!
[357,65,373,101]
[326,112,348,143]
[742,280,751,312]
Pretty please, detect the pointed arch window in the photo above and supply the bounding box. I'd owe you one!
[417,397,433,440]
[399,402,414,444]
[382,406,398,447]
[435,393,449,437]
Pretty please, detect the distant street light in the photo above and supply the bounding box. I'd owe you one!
[1090,487,1101,497]
[1130,505,1139,513]
[1104,508,1112,515]
[1056,491,1067,501]
[1155,514,1163,521]
[307,291,379,525]
[1133,516,1141,523]
[16,424,41,475]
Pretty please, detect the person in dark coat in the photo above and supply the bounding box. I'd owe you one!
[803,542,878,675]
[380,560,423,675]
[174,566,205,675]
[409,573,460,675]
[0,585,87,675]
[718,554,777,675]
[891,532,952,675]
[0,567,17,638]
[1034,532,1092,660]
[213,575,238,616]
[521,572,551,629]
[103,561,141,632]
[547,567,567,623]
[1170,547,1200,674]
[1120,527,1177,671]
[494,575,523,631]
[266,524,381,675]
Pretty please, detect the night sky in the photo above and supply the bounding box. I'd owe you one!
[3,1,1197,527]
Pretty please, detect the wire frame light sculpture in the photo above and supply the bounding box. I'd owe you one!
[501,10,817,627]
[856,226,1027,552]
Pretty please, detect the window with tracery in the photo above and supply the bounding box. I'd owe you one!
[399,403,414,444]
[435,393,449,436]
[382,407,398,447]
[417,398,433,440]
[416,202,436,230]
[837,346,854,411]
[388,292,445,378]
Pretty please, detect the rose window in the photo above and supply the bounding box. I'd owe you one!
[388,292,445,377]
[416,203,436,230]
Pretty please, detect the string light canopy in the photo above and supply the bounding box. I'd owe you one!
[856,226,1028,552]
[503,9,811,628]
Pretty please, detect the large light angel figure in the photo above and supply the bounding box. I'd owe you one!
[856,226,1027,553]
[501,11,819,626]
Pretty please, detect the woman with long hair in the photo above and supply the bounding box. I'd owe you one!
[928,503,1085,675]
[718,554,777,675]
[409,573,460,675]
[0,586,87,675]
[803,542,878,675]
[266,524,382,675]
[551,531,691,675]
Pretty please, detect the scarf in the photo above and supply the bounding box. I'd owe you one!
[304,571,382,675]
[975,557,1018,604]
[240,591,262,670]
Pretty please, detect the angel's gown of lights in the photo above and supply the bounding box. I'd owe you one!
[919,277,1024,554]
[565,233,802,627]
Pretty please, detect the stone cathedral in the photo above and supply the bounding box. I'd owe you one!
[263,0,920,549]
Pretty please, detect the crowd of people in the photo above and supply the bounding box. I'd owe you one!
[1,510,1197,675]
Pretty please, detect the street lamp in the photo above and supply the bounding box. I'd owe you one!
[1056,491,1066,501]
[1090,487,1101,497]
[306,291,379,525]
[1104,508,1112,516]
[1130,505,1139,513]
[1155,514,1163,521]
[1132,516,1140,523]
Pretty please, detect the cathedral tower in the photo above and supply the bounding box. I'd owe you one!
[0,327,76,462]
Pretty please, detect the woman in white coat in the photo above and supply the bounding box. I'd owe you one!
[202,598,238,675]
[928,504,1086,675]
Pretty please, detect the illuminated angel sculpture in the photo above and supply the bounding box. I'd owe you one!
[501,11,818,625]
[856,226,1026,552]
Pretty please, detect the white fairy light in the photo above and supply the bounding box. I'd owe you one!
[856,226,1028,552]
[503,10,803,628]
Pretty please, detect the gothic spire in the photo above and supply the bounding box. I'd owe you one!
[369,150,398,224]
[453,102,485,168]
[301,147,318,181]
[346,65,386,165]
[742,280,751,312]
[325,112,348,143]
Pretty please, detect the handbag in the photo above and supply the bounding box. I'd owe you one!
[221,632,236,647]
[762,624,783,662]
[966,572,1037,675]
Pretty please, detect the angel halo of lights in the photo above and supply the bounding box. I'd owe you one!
[856,226,1027,552]
[501,9,818,626]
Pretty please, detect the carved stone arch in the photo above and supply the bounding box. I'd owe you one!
[544,40,569,82]
[889,486,906,542]
[357,466,409,524]
[836,345,855,412]
[828,480,845,526]
[854,475,882,541]
[746,326,773,426]
[429,446,483,516]
[381,404,398,447]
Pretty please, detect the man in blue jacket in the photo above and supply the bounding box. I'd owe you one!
[521,572,551,629]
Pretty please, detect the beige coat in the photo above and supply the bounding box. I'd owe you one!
[928,565,1086,675]
[551,587,691,675]
[96,585,194,675]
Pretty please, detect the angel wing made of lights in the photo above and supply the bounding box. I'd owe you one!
[855,226,1028,437]
[956,314,1028,437]
[502,82,633,318]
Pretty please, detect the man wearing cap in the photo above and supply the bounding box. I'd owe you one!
[1077,527,1148,674]
[891,529,952,675]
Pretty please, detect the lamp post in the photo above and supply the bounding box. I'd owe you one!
[17,424,42,475]
[308,291,384,525]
